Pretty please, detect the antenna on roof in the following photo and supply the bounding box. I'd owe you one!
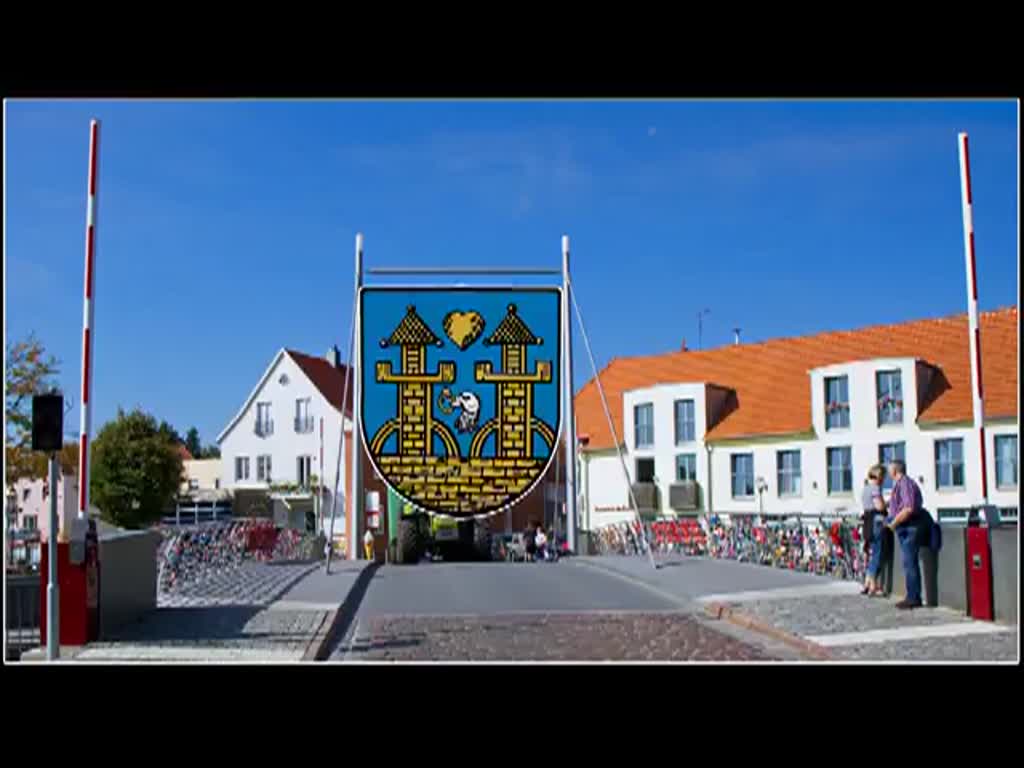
[697,308,711,350]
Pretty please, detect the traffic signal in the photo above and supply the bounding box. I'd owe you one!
[32,393,64,452]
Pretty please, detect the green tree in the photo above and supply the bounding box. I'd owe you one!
[5,333,62,483]
[158,420,182,446]
[91,408,184,529]
[184,426,202,459]
[200,444,221,459]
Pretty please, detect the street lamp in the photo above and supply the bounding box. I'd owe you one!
[756,476,768,521]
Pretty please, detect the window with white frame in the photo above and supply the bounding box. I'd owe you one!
[23,515,38,531]
[878,442,906,492]
[676,454,697,482]
[934,438,965,489]
[295,398,313,433]
[297,456,313,488]
[876,370,903,425]
[825,376,850,430]
[776,450,802,497]
[674,399,695,445]
[235,456,250,482]
[256,402,273,435]
[995,435,1017,489]
[188,479,200,491]
[634,403,654,449]
[827,446,853,494]
[257,454,273,483]
[731,454,754,498]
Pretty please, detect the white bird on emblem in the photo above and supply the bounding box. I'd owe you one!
[452,392,481,434]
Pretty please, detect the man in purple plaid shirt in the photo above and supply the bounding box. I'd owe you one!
[886,459,925,609]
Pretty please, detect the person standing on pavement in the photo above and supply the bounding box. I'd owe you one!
[363,528,375,561]
[535,525,549,561]
[886,459,925,609]
[861,465,889,596]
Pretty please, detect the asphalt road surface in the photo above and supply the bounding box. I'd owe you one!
[326,559,788,661]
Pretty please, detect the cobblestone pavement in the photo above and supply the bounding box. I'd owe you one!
[66,562,330,661]
[737,594,973,637]
[79,608,328,661]
[829,630,1019,662]
[334,612,780,661]
[158,561,320,608]
[734,594,1017,662]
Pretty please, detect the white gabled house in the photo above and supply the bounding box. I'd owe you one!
[217,346,354,532]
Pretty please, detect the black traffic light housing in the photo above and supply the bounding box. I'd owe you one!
[32,393,64,453]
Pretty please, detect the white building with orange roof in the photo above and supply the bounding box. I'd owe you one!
[575,307,1019,529]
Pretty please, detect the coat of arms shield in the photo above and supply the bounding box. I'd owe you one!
[360,287,562,518]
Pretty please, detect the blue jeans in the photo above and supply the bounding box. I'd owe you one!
[897,525,922,604]
[867,516,886,577]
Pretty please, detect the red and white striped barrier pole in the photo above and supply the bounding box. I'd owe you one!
[319,417,325,528]
[957,132,988,504]
[78,119,100,527]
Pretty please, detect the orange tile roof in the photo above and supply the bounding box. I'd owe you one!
[574,306,1018,450]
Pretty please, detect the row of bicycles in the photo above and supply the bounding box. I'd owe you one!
[592,515,867,582]
[157,518,321,592]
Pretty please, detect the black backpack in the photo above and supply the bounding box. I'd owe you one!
[915,510,942,551]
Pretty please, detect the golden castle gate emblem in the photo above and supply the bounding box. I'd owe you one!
[360,287,562,518]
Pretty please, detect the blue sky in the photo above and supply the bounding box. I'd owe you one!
[4,100,1018,446]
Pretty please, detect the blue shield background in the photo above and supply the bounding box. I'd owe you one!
[360,287,562,466]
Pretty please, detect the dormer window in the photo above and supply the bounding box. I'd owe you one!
[876,370,903,426]
[825,376,850,430]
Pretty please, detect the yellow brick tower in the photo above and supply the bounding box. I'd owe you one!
[372,305,457,458]
[473,304,554,459]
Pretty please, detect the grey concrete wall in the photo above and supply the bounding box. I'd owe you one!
[937,526,968,614]
[98,530,161,637]
[893,523,1017,622]
[991,526,1018,624]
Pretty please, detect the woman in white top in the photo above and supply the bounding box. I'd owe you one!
[534,527,548,561]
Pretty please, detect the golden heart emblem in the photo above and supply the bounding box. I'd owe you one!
[443,310,486,350]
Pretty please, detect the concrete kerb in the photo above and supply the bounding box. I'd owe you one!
[702,601,833,661]
[306,561,382,661]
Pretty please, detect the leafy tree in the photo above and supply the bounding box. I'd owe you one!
[158,420,182,446]
[5,441,79,483]
[184,427,202,460]
[5,334,62,483]
[91,408,184,529]
[200,444,221,459]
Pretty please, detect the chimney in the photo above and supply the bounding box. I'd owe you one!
[732,328,742,345]
[680,338,688,352]
[326,345,341,368]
